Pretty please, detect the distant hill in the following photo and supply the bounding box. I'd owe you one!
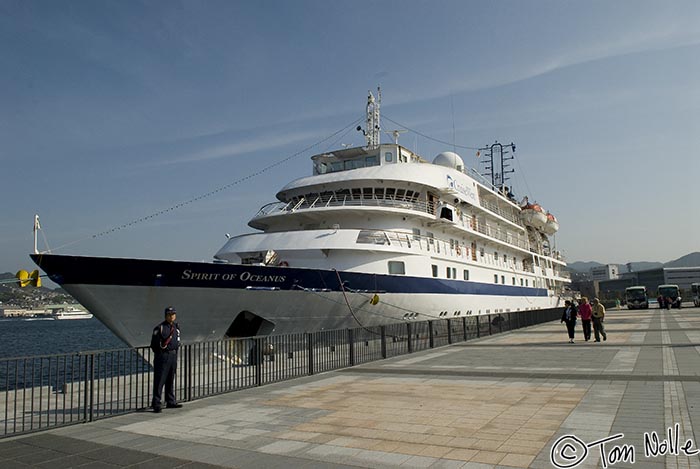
[665,252,700,268]
[567,252,699,275]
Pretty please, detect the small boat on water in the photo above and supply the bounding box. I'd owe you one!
[50,307,93,320]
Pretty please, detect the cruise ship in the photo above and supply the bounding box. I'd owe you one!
[31,90,570,347]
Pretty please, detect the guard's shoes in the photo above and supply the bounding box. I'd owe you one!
[166,403,183,409]
[153,406,162,413]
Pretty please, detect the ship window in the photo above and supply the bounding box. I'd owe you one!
[480,247,485,257]
[374,187,385,199]
[526,279,529,287]
[432,265,438,277]
[316,162,328,174]
[385,152,393,162]
[363,188,373,199]
[388,261,405,275]
[520,279,524,286]
[512,277,516,285]
[446,267,451,279]
[396,189,405,199]
[365,155,378,166]
[412,228,421,240]
[331,162,343,172]
[463,270,470,280]
[504,254,508,262]
[494,251,498,260]
[452,267,457,279]
[356,230,389,245]
[386,188,395,199]
[501,275,505,284]
[494,274,498,283]
[351,188,362,199]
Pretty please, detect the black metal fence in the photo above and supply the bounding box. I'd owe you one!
[1,309,561,438]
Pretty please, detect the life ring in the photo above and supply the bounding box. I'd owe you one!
[456,245,462,256]
[278,261,289,267]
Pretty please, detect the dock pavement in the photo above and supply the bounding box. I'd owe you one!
[2,306,700,469]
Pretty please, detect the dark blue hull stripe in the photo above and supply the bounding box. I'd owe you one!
[30,254,548,297]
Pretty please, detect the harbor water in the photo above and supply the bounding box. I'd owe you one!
[0,318,126,359]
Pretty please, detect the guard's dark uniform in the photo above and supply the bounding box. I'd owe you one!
[151,319,180,411]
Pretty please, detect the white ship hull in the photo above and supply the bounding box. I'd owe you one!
[32,254,564,348]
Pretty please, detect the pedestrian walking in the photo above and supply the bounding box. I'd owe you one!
[578,297,592,342]
[561,300,578,343]
[150,306,183,413]
[591,298,607,342]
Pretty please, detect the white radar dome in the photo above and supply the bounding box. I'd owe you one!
[432,151,464,171]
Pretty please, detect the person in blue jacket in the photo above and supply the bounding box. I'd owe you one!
[151,306,183,413]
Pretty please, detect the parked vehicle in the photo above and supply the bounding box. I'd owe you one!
[625,286,648,309]
[692,283,700,307]
[657,284,681,309]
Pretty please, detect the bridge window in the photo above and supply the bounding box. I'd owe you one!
[385,152,393,162]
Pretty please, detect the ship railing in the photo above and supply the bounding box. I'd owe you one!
[357,229,533,274]
[478,198,521,225]
[255,195,433,218]
[0,309,563,439]
[254,197,530,252]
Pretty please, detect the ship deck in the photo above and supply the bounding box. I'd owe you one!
[3,306,700,468]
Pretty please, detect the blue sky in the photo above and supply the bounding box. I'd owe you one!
[1,0,699,281]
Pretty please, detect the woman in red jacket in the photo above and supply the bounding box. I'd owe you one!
[578,297,593,342]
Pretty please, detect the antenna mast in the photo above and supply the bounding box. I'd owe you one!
[364,87,381,148]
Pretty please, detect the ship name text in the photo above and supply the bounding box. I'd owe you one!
[181,269,286,283]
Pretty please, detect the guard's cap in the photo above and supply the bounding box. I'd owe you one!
[164,306,177,315]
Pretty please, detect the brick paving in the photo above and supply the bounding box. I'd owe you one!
[2,307,700,468]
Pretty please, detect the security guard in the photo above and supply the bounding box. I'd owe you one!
[151,306,182,413]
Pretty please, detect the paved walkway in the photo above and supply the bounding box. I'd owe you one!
[3,307,700,468]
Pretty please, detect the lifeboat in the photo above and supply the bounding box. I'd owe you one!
[543,212,559,235]
[520,203,547,229]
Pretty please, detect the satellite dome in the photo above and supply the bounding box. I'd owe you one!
[432,151,464,171]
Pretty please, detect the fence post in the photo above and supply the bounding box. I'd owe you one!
[88,353,94,422]
[407,323,413,353]
[447,319,452,344]
[462,317,468,341]
[255,338,262,387]
[476,316,480,338]
[348,329,355,367]
[488,314,492,336]
[428,321,434,348]
[186,345,192,402]
[82,354,89,423]
[380,326,387,359]
[307,333,314,375]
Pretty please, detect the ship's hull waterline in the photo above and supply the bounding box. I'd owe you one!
[32,254,563,348]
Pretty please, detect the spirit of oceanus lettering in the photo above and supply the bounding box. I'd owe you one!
[181,270,286,283]
[550,424,699,468]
